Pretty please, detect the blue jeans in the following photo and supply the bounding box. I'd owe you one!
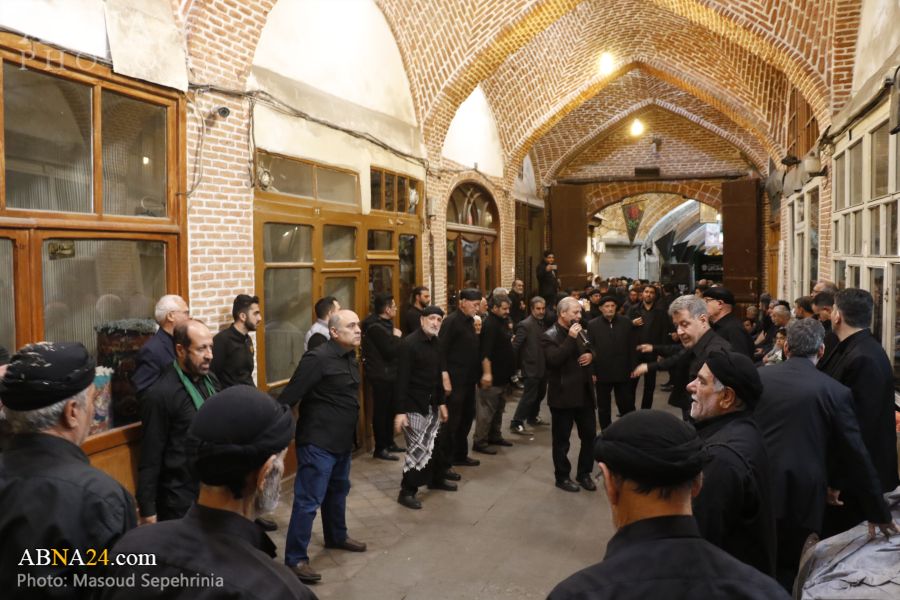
[284,443,352,566]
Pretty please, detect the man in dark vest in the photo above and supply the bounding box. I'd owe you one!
[586,295,635,429]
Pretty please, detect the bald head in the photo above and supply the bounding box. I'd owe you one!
[329,309,361,350]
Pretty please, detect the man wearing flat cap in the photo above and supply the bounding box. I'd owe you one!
[0,342,137,599]
[702,287,754,358]
[686,350,776,577]
[96,386,317,600]
[586,295,635,429]
[583,289,603,323]
[547,411,789,600]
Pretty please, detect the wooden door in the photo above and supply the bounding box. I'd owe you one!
[721,178,762,303]
[548,184,588,291]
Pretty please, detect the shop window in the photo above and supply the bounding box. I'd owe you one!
[870,206,881,256]
[263,223,313,263]
[0,239,13,351]
[324,225,356,261]
[370,170,382,210]
[324,276,356,310]
[258,152,314,198]
[317,166,357,206]
[835,260,846,288]
[872,122,889,199]
[834,154,845,210]
[370,167,421,215]
[844,217,851,255]
[853,211,863,255]
[368,265,393,312]
[889,202,898,255]
[809,189,819,283]
[849,265,860,287]
[870,268,884,344]
[263,268,312,383]
[367,230,392,251]
[833,220,840,253]
[398,233,417,322]
[848,142,863,206]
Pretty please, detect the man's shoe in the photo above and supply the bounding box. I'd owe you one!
[324,537,367,552]
[472,442,497,455]
[555,478,580,493]
[527,416,546,426]
[388,444,406,453]
[510,423,531,435]
[427,480,458,492]
[443,469,462,481]
[289,562,322,584]
[373,449,399,461]
[397,492,422,510]
[452,456,481,467]
[254,517,278,532]
[660,383,674,392]
[488,438,513,447]
[577,474,597,491]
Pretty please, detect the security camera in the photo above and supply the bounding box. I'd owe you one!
[215,106,230,119]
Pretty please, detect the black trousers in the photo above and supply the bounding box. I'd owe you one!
[550,404,597,482]
[401,424,446,494]
[370,379,395,452]
[775,521,815,593]
[595,381,635,429]
[439,380,476,463]
[633,352,657,409]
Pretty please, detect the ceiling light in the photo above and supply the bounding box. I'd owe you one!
[630,118,645,137]
[142,156,150,165]
[597,52,615,76]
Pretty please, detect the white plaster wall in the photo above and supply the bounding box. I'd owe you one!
[0,0,109,59]
[853,0,900,93]
[512,155,543,206]
[442,85,505,178]
[252,0,416,125]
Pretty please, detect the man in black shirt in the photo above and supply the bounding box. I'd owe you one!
[280,310,367,584]
[586,295,635,429]
[702,287,754,358]
[138,320,220,524]
[395,306,452,509]
[508,279,527,324]
[439,288,483,468]
[536,250,560,301]
[0,342,137,599]
[211,293,261,387]
[402,286,430,336]
[96,386,316,600]
[132,294,190,395]
[548,411,789,600]
[362,293,404,460]
[583,288,603,322]
[510,296,548,434]
[628,286,669,409]
[811,291,839,358]
[473,293,515,454]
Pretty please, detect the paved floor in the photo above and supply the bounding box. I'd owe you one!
[268,380,679,599]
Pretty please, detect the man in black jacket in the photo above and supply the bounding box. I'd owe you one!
[138,320,219,524]
[687,351,775,577]
[394,306,452,509]
[702,287,754,358]
[628,285,669,409]
[756,317,896,590]
[548,411,789,600]
[473,293,515,454]
[818,288,900,537]
[510,296,547,434]
[362,293,405,461]
[210,293,261,388]
[402,286,430,336]
[536,250,560,302]
[0,343,137,599]
[542,297,596,493]
[132,294,190,395]
[586,295,635,429]
[508,279,527,324]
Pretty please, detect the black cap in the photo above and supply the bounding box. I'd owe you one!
[600,295,620,307]
[704,350,763,409]
[0,342,96,411]
[594,411,710,486]
[421,305,445,317]
[702,287,735,305]
[459,288,482,301]
[588,288,602,298]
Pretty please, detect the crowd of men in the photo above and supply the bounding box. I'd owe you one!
[0,256,898,597]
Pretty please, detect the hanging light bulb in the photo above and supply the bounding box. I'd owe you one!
[597,52,615,76]
[630,119,645,137]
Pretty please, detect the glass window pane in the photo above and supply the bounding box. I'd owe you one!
[835,260,846,288]
[42,239,165,428]
[383,173,394,211]
[833,220,839,253]
[870,268,884,344]
[370,169,382,210]
[854,211,863,255]
[870,206,881,256]
[264,223,312,263]
[258,152,313,198]
[872,123,889,198]
[367,230,392,251]
[0,239,14,352]
[844,217,851,255]
[849,143,863,206]
[324,225,356,260]
[397,177,407,213]
[893,265,900,390]
[316,166,357,205]
[407,180,419,214]
[102,91,167,217]
[447,238,458,311]
[398,234,417,327]
[462,238,481,288]
[849,265,860,287]
[809,190,819,283]
[263,268,312,383]
[4,64,92,213]
[324,277,356,313]
[834,154,845,210]
[889,202,898,255]
[368,265,393,314]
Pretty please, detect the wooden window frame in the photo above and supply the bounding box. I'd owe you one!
[369,165,423,218]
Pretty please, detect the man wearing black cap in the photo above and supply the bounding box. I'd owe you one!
[137,319,220,524]
[702,287,754,358]
[395,306,453,509]
[548,411,789,600]
[583,289,603,323]
[686,351,776,577]
[96,386,316,600]
[628,285,669,409]
[0,342,137,598]
[586,295,635,429]
[542,296,596,493]
[438,288,483,468]
[210,293,261,388]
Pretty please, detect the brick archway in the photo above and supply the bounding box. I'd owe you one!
[585,180,725,218]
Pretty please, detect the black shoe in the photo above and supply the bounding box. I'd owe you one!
[443,469,461,481]
[397,492,422,509]
[488,438,513,447]
[527,416,546,426]
[452,456,481,467]
[324,537,367,552]
[660,384,674,392]
[555,478,580,493]
[373,449,399,461]
[510,423,531,435]
[427,480,458,492]
[254,517,278,532]
[388,444,406,453]
[472,442,497,455]
[289,561,322,584]
[577,474,597,491]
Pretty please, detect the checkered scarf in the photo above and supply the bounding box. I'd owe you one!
[401,407,442,473]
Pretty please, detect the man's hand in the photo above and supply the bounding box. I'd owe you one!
[442,372,452,396]
[392,327,402,337]
[480,373,493,389]
[632,317,644,327]
[139,514,157,526]
[636,344,653,354]
[826,487,843,506]
[439,405,449,423]
[568,323,582,339]
[631,363,649,378]
[394,413,409,434]
[867,520,899,540]
[578,353,593,367]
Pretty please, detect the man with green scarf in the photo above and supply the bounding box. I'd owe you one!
[137,319,220,524]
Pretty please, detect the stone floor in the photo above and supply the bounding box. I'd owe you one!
[268,380,680,599]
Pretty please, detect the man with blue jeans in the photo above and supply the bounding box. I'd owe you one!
[280,309,367,585]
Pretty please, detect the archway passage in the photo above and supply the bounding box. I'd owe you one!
[445,182,500,309]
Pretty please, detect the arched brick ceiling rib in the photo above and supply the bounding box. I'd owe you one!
[585,179,726,215]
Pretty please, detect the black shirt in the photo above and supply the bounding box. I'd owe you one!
[547,516,789,600]
[439,310,481,384]
[403,305,424,336]
[711,312,754,358]
[361,314,400,382]
[138,364,220,519]
[210,324,255,387]
[586,315,635,383]
[132,328,176,394]
[280,340,360,455]
[96,505,317,600]
[0,344,9,365]
[480,312,515,386]
[0,433,137,599]
[395,328,445,415]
